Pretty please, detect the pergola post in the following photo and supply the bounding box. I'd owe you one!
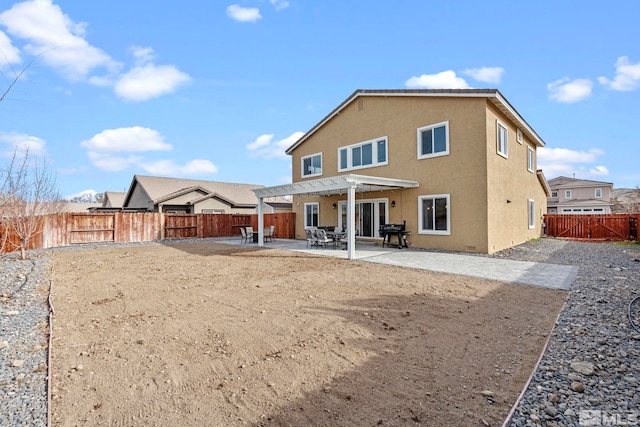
[347,185,356,259]
[257,197,264,247]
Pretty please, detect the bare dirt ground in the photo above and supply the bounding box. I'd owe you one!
[48,241,567,426]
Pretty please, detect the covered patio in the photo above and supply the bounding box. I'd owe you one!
[253,174,419,259]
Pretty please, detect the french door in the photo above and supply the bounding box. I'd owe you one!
[338,198,387,238]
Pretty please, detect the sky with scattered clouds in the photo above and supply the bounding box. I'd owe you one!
[0,0,639,199]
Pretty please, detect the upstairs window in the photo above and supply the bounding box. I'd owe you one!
[301,153,322,178]
[338,137,388,172]
[418,121,449,159]
[551,191,558,198]
[595,188,602,198]
[497,120,508,158]
[517,128,523,144]
[565,190,572,199]
[527,146,535,172]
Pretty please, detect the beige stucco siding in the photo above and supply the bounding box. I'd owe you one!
[292,96,493,251]
[485,103,546,253]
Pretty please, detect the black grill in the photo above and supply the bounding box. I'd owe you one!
[379,221,410,249]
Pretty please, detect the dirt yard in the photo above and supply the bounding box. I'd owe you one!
[48,241,567,426]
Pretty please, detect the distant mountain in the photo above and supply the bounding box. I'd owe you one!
[65,190,105,203]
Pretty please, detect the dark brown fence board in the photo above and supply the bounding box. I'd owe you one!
[544,214,639,241]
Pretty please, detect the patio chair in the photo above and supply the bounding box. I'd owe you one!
[314,228,334,249]
[245,226,255,243]
[240,227,248,244]
[305,228,317,248]
[263,226,274,243]
[269,225,275,241]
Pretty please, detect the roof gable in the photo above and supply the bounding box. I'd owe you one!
[122,175,277,209]
[286,89,545,154]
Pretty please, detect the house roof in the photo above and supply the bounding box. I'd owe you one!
[548,176,614,189]
[285,89,546,154]
[102,191,126,208]
[123,175,291,208]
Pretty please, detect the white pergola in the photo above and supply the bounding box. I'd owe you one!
[253,174,419,259]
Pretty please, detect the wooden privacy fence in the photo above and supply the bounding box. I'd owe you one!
[544,214,639,241]
[1,212,296,254]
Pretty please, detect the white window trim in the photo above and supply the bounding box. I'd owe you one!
[301,153,322,178]
[418,194,451,235]
[527,146,535,173]
[497,120,508,158]
[528,199,535,229]
[517,128,523,144]
[338,137,388,172]
[551,191,558,198]
[595,188,602,198]
[417,121,450,160]
[565,190,572,199]
[304,202,319,228]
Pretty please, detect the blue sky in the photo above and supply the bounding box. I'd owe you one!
[1,0,639,199]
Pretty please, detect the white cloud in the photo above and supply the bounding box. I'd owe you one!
[589,166,610,176]
[405,70,471,89]
[0,30,21,65]
[86,151,143,172]
[0,131,46,157]
[80,126,217,175]
[246,132,304,159]
[129,45,155,64]
[114,63,191,102]
[80,126,173,153]
[226,5,262,22]
[462,67,504,84]
[598,56,640,92]
[547,78,592,103]
[538,147,609,179]
[140,159,218,175]
[0,0,120,81]
[270,0,290,10]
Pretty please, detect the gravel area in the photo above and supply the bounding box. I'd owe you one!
[1,237,639,426]
[1,253,50,427]
[494,239,640,426]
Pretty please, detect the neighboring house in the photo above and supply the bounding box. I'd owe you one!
[255,89,549,255]
[121,175,292,214]
[547,176,613,214]
[102,191,126,208]
[60,203,101,212]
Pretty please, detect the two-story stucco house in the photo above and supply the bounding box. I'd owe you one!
[547,176,613,214]
[254,89,549,257]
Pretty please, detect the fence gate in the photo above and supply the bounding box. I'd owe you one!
[70,213,115,244]
[630,216,639,240]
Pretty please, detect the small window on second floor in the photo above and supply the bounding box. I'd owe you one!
[302,153,322,178]
[595,188,602,198]
[551,191,558,198]
[565,190,572,199]
[517,128,523,144]
[527,146,535,173]
[497,120,508,158]
[417,121,449,159]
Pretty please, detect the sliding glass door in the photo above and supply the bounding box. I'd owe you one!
[338,198,387,238]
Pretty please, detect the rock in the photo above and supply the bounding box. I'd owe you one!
[564,408,576,417]
[480,390,494,397]
[12,360,24,367]
[544,406,558,417]
[570,382,585,393]
[0,340,8,349]
[570,361,595,376]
